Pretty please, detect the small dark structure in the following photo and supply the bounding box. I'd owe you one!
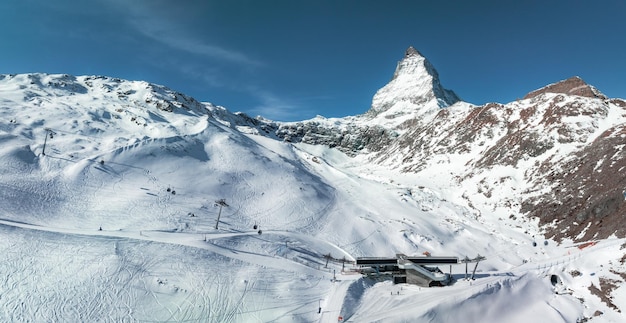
[550,274,561,286]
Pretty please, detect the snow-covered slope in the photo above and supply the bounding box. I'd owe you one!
[1,69,625,322]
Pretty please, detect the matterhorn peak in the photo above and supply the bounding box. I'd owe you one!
[404,46,422,58]
[366,47,460,126]
[391,46,437,81]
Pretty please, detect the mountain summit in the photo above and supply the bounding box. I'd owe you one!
[523,76,607,100]
[366,46,460,124]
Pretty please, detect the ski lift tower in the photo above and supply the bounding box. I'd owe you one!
[42,128,56,156]
[214,199,229,229]
[461,254,486,280]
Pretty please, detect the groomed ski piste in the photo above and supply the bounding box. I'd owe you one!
[1,74,625,322]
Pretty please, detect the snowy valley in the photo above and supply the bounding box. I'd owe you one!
[1,48,625,322]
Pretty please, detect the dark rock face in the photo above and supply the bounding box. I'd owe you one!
[521,124,626,241]
[274,122,394,156]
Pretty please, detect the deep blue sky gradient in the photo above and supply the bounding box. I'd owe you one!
[1,0,624,121]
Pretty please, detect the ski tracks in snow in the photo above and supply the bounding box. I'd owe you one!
[0,218,356,321]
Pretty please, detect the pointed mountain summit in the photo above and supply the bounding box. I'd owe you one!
[523,76,607,100]
[366,46,460,123]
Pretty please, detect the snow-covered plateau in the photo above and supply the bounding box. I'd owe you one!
[1,48,625,322]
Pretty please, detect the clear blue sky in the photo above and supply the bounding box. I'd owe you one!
[1,0,624,121]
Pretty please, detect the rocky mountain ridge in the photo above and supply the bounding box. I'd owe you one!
[373,90,626,241]
[523,76,608,100]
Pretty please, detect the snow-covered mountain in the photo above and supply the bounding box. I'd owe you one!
[249,50,626,244]
[365,46,460,126]
[269,47,462,154]
[369,75,626,243]
[1,47,625,322]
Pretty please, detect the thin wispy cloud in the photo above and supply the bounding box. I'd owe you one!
[247,88,312,121]
[176,63,223,88]
[104,0,262,67]
[142,54,224,89]
[96,0,305,121]
[131,19,262,67]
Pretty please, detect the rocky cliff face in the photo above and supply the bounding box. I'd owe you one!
[274,121,393,154]
[521,118,626,241]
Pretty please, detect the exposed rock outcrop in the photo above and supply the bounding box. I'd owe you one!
[523,76,607,100]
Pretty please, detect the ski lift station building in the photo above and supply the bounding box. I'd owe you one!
[356,254,459,287]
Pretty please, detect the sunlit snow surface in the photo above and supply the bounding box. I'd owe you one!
[0,74,624,322]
